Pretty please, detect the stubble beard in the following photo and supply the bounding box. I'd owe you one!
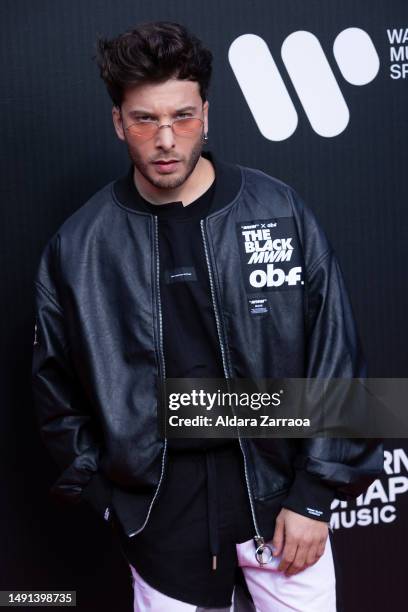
[128,136,204,191]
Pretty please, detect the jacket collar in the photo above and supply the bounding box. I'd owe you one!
[113,149,243,216]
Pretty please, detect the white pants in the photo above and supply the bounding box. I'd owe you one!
[129,534,337,611]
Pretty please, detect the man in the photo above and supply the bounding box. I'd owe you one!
[32,21,383,611]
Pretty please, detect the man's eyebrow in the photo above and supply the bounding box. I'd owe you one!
[128,105,197,118]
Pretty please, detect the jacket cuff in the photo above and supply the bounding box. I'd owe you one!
[80,471,113,523]
[281,469,336,522]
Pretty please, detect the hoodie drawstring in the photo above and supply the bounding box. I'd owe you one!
[206,450,219,570]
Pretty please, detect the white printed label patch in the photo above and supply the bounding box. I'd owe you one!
[248,297,269,317]
[237,217,304,293]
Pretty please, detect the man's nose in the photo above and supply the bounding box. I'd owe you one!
[154,124,176,150]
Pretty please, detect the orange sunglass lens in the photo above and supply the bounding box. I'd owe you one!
[128,124,156,137]
[173,118,203,134]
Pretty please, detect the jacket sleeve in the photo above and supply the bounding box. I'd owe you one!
[31,236,112,522]
[282,191,384,523]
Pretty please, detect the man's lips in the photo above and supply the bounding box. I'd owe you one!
[153,159,180,164]
[152,160,181,172]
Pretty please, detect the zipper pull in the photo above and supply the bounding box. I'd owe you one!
[254,535,273,565]
[212,554,217,570]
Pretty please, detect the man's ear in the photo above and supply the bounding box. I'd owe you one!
[203,99,209,138]
[112,105,125,141]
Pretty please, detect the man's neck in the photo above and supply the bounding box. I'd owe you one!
[133,156,215,207]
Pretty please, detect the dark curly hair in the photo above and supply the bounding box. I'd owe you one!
[94,21,213,107]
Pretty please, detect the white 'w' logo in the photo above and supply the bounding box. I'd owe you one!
[228,28,380,140]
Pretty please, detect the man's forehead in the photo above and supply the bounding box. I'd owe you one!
[123,78,201,112]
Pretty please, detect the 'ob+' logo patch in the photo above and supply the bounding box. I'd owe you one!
[236,217,304,315]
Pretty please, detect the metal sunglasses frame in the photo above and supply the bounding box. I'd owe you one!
[122,110,205,141]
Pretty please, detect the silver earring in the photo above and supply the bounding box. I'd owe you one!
[203,133,209,143]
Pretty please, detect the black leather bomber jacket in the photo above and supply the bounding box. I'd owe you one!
[31,150,383,544]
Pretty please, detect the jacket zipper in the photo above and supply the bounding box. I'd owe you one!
[200,218,267,556]
[128,215,167,537]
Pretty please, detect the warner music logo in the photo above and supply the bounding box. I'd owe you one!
[228,28,381,140]
[330,448,408,530]
[387,27,408,79]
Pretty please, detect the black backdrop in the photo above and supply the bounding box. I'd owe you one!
[1,1,407,610]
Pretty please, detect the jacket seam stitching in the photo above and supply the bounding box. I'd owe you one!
[284,186,309,330]
[34,280,63,313]
[205,226,235,374]
[308,249,332,279]
[150,218,161,379]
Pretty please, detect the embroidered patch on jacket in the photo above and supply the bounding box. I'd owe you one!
[248,297,270,317]
[236,217,304,293]
[164,266,197,284]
